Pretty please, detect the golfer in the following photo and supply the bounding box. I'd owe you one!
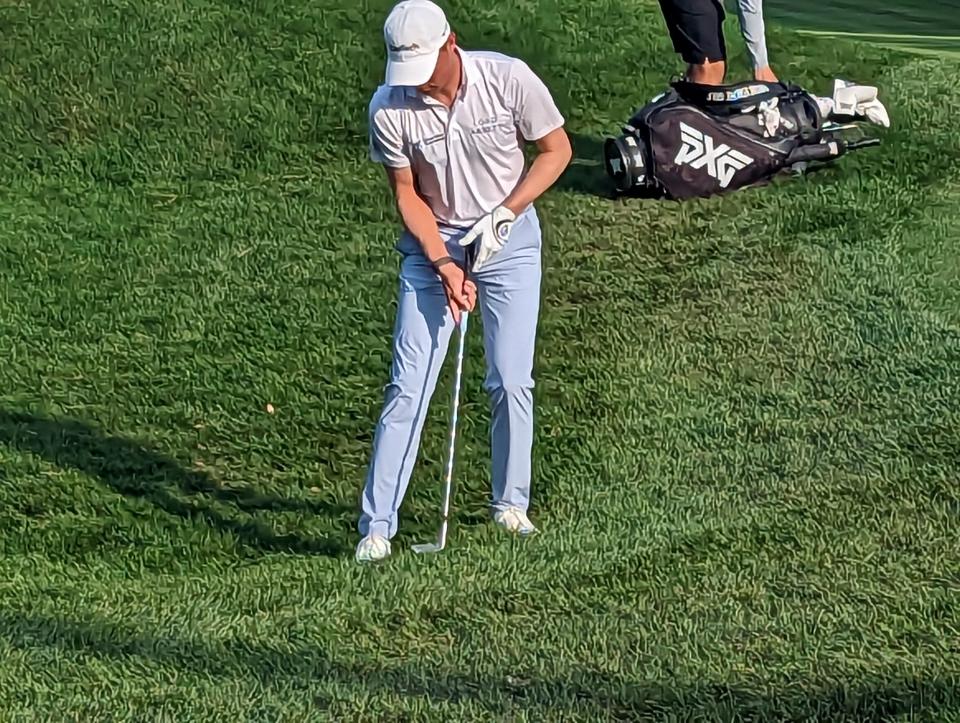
[657,0,778,84]
[355,0,572,562]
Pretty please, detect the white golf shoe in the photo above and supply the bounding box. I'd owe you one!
[493,507,538,536]
[832,78,890,127]
[355,534,391,563]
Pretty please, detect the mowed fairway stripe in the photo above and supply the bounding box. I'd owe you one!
[793,29,960,57]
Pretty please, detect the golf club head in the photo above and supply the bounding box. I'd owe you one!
[412,521,448,554]
[411,540,445,554]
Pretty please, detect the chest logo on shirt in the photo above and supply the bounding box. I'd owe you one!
[471,116,505,135]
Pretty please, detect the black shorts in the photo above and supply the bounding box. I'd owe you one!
[657,0,727,65]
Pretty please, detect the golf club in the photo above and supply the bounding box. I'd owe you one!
[412,308,469,554]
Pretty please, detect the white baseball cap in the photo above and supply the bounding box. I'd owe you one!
[383,0,451,87]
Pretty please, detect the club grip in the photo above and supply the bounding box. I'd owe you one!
[786,140,845,163]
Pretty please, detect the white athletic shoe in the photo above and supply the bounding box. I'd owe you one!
[832,78,890,128]
[355,534,391,563]
[493,507,538,536]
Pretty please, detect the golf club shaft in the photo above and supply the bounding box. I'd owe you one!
[846,137,881,150]
[439,310,468,523]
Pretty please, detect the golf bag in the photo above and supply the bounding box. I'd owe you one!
[603,78,881,200]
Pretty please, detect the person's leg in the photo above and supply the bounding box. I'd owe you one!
[658,0,727,85]
[357,246,457,551]
[471,209,543,530]
[658,0,692,58]
[686,59,726,86]
[689,0,727,84]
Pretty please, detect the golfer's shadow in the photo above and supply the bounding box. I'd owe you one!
[0,410,351,557]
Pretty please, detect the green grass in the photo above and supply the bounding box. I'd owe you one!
[765,0,960,56]
[2,0,960,719]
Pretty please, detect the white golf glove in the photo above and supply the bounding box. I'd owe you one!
[831,78,890,128]
[757,97,782,137]
[458,205,515,272]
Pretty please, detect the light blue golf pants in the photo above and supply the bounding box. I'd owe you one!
[358,207,542,540]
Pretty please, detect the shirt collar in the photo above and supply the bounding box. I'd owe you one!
[458,48,475,89]
[405,48,473,105]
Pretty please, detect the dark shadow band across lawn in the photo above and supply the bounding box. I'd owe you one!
[0,608,956,720]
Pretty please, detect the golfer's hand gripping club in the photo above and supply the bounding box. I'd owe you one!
[436,261,476,325]
[458,205,515,272]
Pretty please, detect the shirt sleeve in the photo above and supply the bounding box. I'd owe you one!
[368,98,410,168]
[506,59,565,142]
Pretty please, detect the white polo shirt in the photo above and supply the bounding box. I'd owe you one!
[367,49,565,229]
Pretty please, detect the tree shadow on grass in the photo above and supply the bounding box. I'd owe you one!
[0,410,351,558]
[0,609,956,720]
